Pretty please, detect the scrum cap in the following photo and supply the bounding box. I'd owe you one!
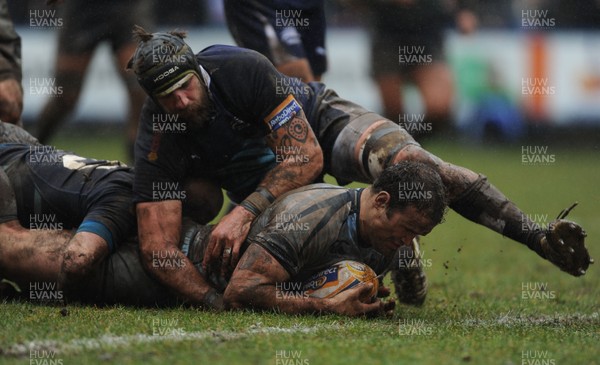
[127,26,200,97]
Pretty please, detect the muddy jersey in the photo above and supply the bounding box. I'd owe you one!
[0,144,135,252]
[134,45,327,203]
[247,184,392,282]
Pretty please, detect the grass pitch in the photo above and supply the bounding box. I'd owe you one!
[1,130,599,365]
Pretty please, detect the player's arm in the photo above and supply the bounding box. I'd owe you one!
[261,108,323,195]
[136,200,223,309]
[206,108,323,275]
[224,243,382,317]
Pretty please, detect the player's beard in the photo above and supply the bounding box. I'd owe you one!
[181,87,214,129]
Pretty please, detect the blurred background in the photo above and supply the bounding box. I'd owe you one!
[7,0,600,146]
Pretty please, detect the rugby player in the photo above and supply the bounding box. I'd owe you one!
[0,123,135,294]
[127,28,592,308]
[30,162,445,316]
[223,0,327,82]
[224,161,447,316]
[35,0,154,159]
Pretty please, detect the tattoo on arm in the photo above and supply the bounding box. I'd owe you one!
[285,117,308,143]
[266,110,309,145]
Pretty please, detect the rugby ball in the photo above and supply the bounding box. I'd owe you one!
[302,260,378,299]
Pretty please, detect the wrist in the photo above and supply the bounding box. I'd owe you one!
[233,204,257,221]
[239,187,276,217]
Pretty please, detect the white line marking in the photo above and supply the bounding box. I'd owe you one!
[1,323,338,357]
[458,311,599,327]
[3,312,598,357]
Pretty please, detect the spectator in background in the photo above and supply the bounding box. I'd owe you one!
[223,0,327,82]
[0,0,23,126]
[34,0,155,160]
[367,0,477,139]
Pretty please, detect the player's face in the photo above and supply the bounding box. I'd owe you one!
[156,75,212,127]
[366,204,435,257]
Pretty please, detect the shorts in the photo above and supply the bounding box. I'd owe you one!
[371,31,445,77]
[223,0,327,77]
[57,0,155,54]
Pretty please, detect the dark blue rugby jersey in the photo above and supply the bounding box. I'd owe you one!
[134,45,325,203]
[247,184,393,281]
[0,144,135,250]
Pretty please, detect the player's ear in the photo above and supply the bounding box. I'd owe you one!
[374,191,391,209]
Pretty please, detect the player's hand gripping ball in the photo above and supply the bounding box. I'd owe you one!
[302,260,379,299]
[540,203,594,276]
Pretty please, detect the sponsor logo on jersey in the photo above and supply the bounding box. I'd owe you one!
[264,95,302,132]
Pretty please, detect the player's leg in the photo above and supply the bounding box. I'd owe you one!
[271,24,315,82]
[412,62,454,134]
[33,0,95,144]
[276,59,315,83]
[370,29,406,122]
[295,2,328,82]
[34,52,93,144]
[111,0,154,161]
[374,74,404,122]
[115,44,147,161]
[319,96,543,249]
[223,0,315,82]
[391,143,544,247]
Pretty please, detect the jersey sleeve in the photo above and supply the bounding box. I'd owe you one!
[245,187,352,277]
[202,45,304,135]
[133,100,188,203]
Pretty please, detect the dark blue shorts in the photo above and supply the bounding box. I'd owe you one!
[224,0,327,77]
